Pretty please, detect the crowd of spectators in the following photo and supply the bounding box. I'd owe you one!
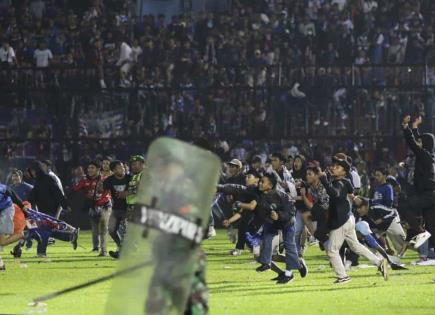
[0,0,434,178]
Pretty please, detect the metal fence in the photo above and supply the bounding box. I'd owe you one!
[0,64,433,176]
[1,64,435,91]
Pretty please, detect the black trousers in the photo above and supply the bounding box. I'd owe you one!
[108,209,127,248]
[236,213,253,250]
[398,190,435,246]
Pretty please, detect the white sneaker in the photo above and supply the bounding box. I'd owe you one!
[413,231,431,249]
[230,249,242,256]
[207,226,216,238]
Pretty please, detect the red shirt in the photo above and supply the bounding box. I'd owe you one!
[73,175,111,207]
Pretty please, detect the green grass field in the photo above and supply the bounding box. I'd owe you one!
[0,231,434,315]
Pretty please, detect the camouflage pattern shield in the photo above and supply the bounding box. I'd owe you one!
[105,137,220,315]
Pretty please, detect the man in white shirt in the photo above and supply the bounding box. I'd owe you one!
[0,40,16,68]
[34,42,53,68]
[116,40,133,87]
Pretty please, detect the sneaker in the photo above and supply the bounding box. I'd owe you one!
[207,226,216,239]
[10,244,22,258]
[71,228,79,250]
[298,259,308,278]
[47,238,56,246]
[0,264,5,272]
[91,248,99,252]
[308,236,319,246]
[334,276,351,284]
[37,254,47,258]
[98,251,108,257]
[256,264,271,272]
[276,273,294,284]
[413,231,431,249]
[271,272,284,281]
[390,263,408,270]
[109,251,120,259]
[378,258,388,281]
[229,249,242,256]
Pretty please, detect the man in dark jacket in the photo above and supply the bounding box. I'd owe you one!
[218,169,260,256]
[399,115,435,248]
[27,160,68,216]
[255,173,307,284]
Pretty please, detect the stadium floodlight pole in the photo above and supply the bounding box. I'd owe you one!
[32,260,152,304]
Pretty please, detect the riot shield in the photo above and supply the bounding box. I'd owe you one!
[105,137,221,315]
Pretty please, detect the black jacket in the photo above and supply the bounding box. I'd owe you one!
[403,127,435,192]
[217,184,258,203]
[256,189,295,228]
[217,184,295,228]
[28,161,67,214]
[320,175,353,230]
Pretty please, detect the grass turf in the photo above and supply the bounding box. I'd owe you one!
[0,230,434,314]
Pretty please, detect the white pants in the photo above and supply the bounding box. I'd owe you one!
[327,216,382,278]
[385,217,406,253]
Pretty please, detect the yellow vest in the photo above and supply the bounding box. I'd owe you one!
[126,171,143,205]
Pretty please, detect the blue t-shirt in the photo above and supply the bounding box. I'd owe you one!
[11,182,33,201]
[372,183,394,208]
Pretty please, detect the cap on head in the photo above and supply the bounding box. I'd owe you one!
[130,155,145,163]
[227,159,242,169]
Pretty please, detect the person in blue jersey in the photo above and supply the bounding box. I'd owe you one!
[352,197,407,271]
[371,166,406,253]
[373,166,394,208]
[10,169,33,201]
